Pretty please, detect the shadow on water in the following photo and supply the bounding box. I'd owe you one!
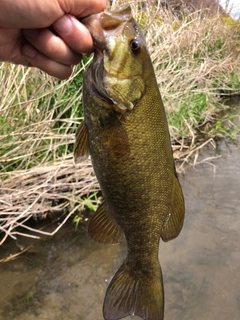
[0,115,240,320]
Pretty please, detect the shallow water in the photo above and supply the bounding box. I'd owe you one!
[0,135,240,320]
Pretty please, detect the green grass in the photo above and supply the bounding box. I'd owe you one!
[72,192,99,230]
[0,58,91,172]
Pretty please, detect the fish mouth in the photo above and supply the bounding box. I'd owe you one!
[81,4,132,52]
[82,5,136,112]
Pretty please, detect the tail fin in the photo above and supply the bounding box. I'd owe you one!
[103,260,164,320]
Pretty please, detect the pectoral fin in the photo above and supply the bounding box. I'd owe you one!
[161,177,185,242]
[74,121,89,163]
[88,200,123,244]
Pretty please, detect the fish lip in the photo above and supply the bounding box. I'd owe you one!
[81,5,132,52]
[95,47,103,58]
[81,13,104,50]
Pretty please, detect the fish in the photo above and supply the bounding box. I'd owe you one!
[74,4,185,320]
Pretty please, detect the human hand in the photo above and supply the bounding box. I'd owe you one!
[0,0,106,79]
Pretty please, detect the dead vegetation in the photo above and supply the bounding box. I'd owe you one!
[0,160,98,245]
[1,0,240,246]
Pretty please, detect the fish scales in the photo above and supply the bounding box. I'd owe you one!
[74,4,185,320]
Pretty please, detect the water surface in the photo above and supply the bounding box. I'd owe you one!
[0,136,240,320]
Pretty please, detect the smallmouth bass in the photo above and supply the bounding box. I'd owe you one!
[74,4,185,320]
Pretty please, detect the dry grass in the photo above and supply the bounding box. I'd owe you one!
[0,159,98,245]
[1,0,240,246]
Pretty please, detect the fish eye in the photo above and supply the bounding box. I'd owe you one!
[130,39,142,53]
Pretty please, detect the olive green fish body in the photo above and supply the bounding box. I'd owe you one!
[74,5,184,320]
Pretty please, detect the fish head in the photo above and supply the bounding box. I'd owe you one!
[82,5,149,112]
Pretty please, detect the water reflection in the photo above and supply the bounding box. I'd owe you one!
[0,137,239,320]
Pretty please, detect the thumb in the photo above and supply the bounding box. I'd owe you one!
[0,0,106,28]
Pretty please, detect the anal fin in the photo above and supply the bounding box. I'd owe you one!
[161,177,185,242]
[74,120,89,163]
[88,200,123,244]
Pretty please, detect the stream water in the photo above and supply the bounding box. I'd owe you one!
[0,125,240,320]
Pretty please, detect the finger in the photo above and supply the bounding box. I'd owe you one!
[53,15,94,54]
[0,29,27,65]
[23,28,82,65]
[1,0,106,29]
[22,44,72,79]
[59,0,106,18]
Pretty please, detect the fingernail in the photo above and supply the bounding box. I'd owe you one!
[54,15,73,35]
[22,44,38,58]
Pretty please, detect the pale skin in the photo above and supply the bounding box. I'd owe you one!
[0,0,106,79]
